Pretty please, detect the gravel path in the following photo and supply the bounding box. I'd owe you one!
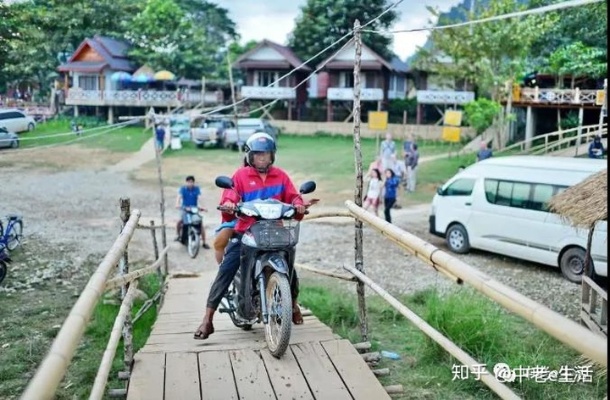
[0,145,588,322]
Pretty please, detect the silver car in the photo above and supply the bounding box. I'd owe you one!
[0,127,19,149]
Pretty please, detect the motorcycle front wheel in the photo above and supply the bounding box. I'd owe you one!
[187,227,200,258]
[264,272,292,358]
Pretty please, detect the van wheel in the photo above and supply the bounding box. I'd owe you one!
[446,224,470,254]
[559,247,590,283]
[28,123,35,131]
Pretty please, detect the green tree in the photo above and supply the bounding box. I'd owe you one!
[529,0,607,64]
[2,0,143,93]
[464,98,502,134]
[124,0,216,79]
[547,41,607,88]
[413,0,556,99]
[288,0,399,66]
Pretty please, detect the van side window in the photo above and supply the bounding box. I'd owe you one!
[511,182,531,208]
[496,181,512,206]
[445,179,475,196]
[531,184,555,211]
[484,179,498,203]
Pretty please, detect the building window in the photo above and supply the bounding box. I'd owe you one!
[78,75,98,90]
[256,71,279,87]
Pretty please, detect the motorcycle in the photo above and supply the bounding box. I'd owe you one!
[0,243,11,285]
[179,206,204,258]
[214,175,316,358]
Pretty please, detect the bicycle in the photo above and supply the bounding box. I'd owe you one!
[0,214,23,251]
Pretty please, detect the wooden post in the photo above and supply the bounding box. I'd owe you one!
[150,220,161,281]
[351,19,368,342]
[201,76,206,110]
[227,53,241,154]
[118,198,134,374]
[583,225,595,277]
[118,198,131,298]
[149,109,169,275]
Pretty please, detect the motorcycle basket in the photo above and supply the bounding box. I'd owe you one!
[249,220,300,249]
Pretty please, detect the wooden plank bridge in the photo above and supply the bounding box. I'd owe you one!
[126,268,390,400]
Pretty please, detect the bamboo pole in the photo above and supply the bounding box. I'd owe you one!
[118,198,133,376]
[303,211,353,220]
[89,281,139,400]
[21,211,141,400]
[295,263,357,281]
[227,52,241,154]
[351,19,368,342]
[149,110,168,275]
[345,200,608,366]
[343,264,522,400]
[105,246,170,291]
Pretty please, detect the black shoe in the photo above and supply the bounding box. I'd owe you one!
[202,243,210,249]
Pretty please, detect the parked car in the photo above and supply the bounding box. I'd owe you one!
[191,117,235,148]
[223,118,280,151]
[0,109,36,133]
[0,127,19,149]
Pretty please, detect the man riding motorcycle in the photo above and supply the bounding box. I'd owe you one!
[194,133,307,340]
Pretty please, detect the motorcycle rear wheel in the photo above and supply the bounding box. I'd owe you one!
[264,272,292,358]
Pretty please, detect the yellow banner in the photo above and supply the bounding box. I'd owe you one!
[444,110,463,127]
[442,126,461,143]
[596,90,605,107]
[368,111,388,130]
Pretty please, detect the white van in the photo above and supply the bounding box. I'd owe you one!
[429,156,607,282]
[0,109,36,133]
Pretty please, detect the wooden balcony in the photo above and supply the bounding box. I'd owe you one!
[327,87,384,101]
[514,87,601,105]
[64,89,222,107]
[239,86,296,100]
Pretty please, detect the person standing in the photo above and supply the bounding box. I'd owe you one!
[382,169,400,223]
[379,133,396,172]
[406,143,419,192]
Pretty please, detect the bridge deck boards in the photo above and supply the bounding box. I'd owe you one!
[127,271,390,400]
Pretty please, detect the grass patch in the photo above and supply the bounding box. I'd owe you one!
[0,250,161,399]
[299,284,607,400]
[17,119,150,152]
[163,134,465,203]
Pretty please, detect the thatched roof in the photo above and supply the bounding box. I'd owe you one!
[548,169,607,229]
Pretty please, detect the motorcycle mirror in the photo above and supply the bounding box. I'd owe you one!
[215,176,234,189]
[299,181,316,194]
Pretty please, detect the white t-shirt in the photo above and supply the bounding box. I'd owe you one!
[366,178,382,200]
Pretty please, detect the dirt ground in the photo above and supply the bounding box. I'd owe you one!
[0,140,588,324]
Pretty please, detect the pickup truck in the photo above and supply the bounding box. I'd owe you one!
[223,118,280,151]
[191,117,235,148]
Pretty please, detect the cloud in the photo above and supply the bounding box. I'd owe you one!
[216,0,459,59]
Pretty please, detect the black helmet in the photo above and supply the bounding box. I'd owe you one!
[244,132,276,172]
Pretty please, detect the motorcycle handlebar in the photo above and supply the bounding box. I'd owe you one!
[216,204,310,215]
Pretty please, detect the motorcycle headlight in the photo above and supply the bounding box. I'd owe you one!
[283,209,295,218]
[254,203,282,219]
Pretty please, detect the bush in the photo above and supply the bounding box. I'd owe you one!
[464,98,502,135]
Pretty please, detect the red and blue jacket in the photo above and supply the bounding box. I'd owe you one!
[220,165,305,233]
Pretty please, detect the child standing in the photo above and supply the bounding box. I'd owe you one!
[363,168,383,216]
[382,169,400,223]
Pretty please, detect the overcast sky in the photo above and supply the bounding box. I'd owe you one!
[218,0,460,60]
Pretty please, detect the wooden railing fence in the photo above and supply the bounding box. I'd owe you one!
[302,202,608,400]
[21,198,168,400]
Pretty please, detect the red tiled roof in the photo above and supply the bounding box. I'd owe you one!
[233,40,312,72]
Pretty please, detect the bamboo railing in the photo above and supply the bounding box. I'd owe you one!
[302,203,607,400]
[21,198,169,400]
